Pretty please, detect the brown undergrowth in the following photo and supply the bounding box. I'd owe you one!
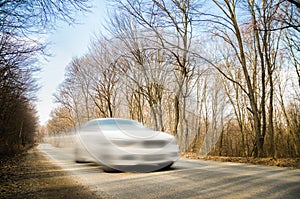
[0,147,109,199]
[182,152,300,169]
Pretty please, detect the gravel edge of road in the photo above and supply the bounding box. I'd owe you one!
[0,147,110,199]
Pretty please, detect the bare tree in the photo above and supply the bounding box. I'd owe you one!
[46,106,75,135]
[0,0,91,36]
[0,0,91,154]
[88,38,121,118]
[68,57,94,121]
[206,0,288,157]
[0,32,41,154]
[46,0,299,158]
[104,13,173,129]
[54,61,94,126]
[109,0,204,151]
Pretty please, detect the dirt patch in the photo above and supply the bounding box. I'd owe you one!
[0,147,110,199]
[182,152,300,169]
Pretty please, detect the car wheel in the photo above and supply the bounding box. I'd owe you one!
[157,162,174,171]
[102,165,120,172]
[75,159,89,163]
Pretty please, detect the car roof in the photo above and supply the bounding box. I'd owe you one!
[92,118,132,121]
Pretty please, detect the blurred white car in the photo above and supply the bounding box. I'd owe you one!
[74,118,179,172]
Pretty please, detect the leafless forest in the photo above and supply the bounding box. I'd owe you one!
[1,0,299,158]
[0,0,90,155]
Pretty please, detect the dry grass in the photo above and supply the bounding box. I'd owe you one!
[182,152,300,169]
[0,147,109,199]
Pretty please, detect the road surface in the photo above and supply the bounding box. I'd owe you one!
[38,144,300,199]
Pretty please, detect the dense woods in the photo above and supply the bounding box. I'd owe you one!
[47,0,300,158]
[0,0,90,156]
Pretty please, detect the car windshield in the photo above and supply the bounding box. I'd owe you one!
[97,119,148,131]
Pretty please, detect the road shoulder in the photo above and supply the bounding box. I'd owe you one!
[0,146,109,199]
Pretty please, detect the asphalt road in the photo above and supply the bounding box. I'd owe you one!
[38,144,300,199]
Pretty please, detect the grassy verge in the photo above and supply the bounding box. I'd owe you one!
[182,152,300,169]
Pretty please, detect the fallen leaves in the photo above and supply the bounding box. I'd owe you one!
[181,152,300,169]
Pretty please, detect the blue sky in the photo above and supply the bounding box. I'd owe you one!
[36,1,107,125]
